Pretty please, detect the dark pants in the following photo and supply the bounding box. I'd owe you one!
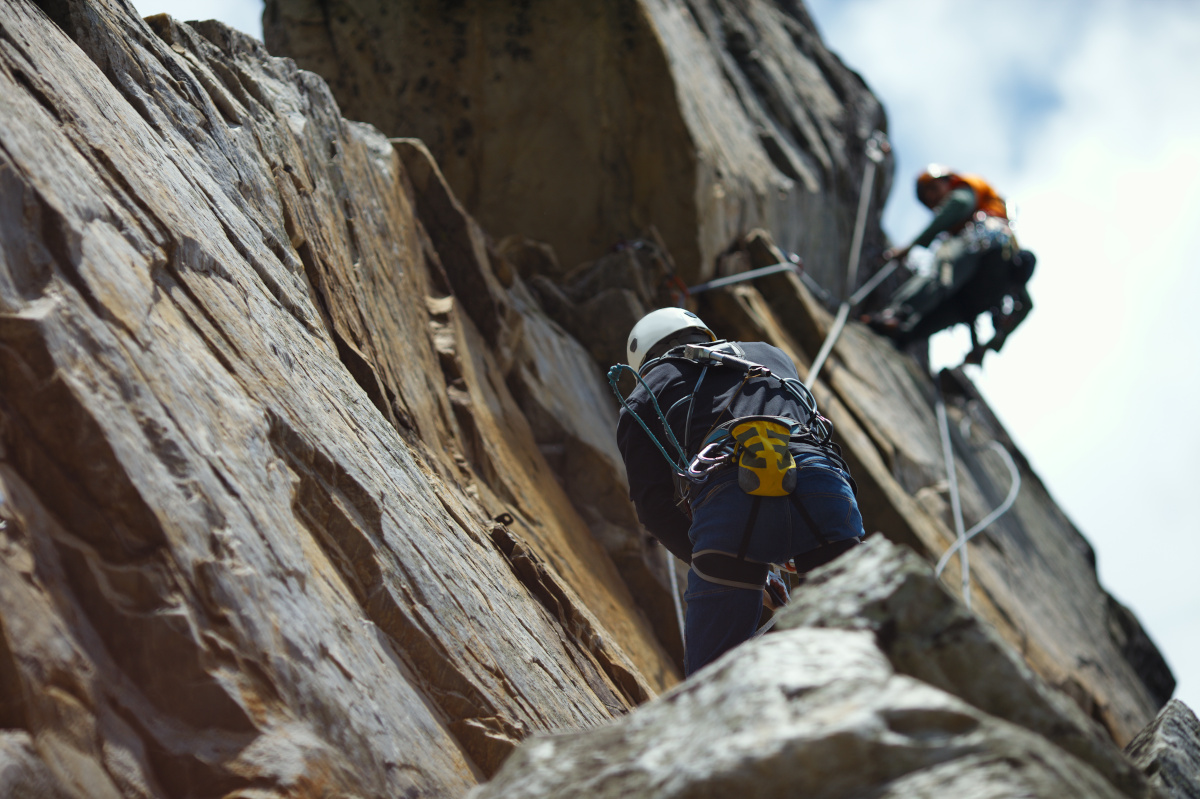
[890,245,1033,348]
[683,453,864,675]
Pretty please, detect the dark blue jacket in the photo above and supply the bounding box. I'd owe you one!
[616,342,824,562]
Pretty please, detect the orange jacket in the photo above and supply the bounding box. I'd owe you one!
[949,173,1008,221]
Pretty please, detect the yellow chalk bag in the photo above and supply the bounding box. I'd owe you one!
[731,416,797,497]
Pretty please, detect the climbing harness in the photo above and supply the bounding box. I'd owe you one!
[611,342,847,599]
[609,342,830,482]
[675,344,834,499]
[962,213,1017,255]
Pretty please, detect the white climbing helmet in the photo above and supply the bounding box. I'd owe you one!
[626,308,716,372]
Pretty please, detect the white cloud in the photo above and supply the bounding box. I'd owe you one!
[810,0,1200,713]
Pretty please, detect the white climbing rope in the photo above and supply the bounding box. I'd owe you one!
[665,546,686,649]
[848,258,901,308]
[934,439,1022,579]
[805,303,852,390]
[688,253,841,309]
[932,387,1025,609]
[752,569,787,638]
[844,134,885,293]
[754,612,779,637]
[935,390,971,611]
[804,131,889,389]
[688,262,802,294]
[802,258,902,389]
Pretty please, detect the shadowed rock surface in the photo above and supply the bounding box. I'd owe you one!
[1,0,676,793]
[471,543,1151,799]
[264,0,891,288]
[1126,700,1200,799]
[0,0,1188,795]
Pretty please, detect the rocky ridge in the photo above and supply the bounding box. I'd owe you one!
[1,0,675,794]
[1126,700,1200,799]
[0,0,1185,796]
[471,538,1163,799]
[263,0,891,290]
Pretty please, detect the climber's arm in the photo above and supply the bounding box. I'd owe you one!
[883,186,978,262]
[912,186,977,248]
[617,408,693,564]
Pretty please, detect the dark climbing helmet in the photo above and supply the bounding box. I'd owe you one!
[916,164,954,203]
[626,308,716,372]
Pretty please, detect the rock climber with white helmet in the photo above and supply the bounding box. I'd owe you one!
[610,308,865,675]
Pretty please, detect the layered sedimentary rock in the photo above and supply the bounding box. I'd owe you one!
[264,0,890,288]
[776,537,1157,798]
[0,0,1184,795]
[256,3,1175,741]
[471,540,1161,799]
[1125,700,1200,799]
[0,1,677,794]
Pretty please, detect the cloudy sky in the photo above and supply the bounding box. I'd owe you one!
[804,0,1200,714]
[132,0,1198,713]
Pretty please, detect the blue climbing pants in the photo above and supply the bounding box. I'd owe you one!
[683,452,864,675]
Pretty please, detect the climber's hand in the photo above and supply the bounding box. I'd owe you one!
[763,572,789,610]
[882,245,911,263]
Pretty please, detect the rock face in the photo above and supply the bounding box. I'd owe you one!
[1126,700,1200,799]
[471,540,1156,799]
[0,0,1185,796]
[0,0,678,794]
[776,537,1158,799]
[263,0,890,288]
[255,0,1176,739]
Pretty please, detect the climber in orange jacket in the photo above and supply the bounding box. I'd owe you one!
[866,166,1035,364]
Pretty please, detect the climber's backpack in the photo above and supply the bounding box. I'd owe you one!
[608,341,833,501]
